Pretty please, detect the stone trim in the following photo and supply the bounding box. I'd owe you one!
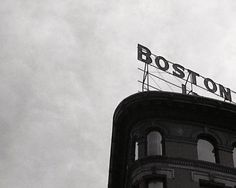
[130,165,174,184]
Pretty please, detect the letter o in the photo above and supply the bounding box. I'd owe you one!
[155,56,169,71]
[204,78,217,93]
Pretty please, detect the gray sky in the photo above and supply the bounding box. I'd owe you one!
[1,0,236,188]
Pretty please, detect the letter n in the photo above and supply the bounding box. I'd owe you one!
[219,84,232,102]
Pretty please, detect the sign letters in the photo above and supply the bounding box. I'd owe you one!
[138,44,232,102]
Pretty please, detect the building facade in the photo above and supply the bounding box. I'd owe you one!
[108,91,236,188]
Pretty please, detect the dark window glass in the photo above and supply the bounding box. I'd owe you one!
[197,139,216,163]
[132,184,139,188]
[199,179,225,188]
[147,131,162,156]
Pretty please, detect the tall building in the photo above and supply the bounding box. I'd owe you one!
[108,91,236,188]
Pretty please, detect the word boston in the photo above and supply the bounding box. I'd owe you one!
[137,44,232,102]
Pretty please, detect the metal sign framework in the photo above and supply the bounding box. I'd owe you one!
[137,44,236,104]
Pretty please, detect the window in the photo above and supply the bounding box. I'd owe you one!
[197,139,216,163]
[135,141,139,160]
[147,131,162,156]
[132,179,164,188]
[233,146,236,167]
[199,179,225,188]
[148,180,164,188]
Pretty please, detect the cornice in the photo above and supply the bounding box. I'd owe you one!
[113,91,236,130]
[129,156,236,175]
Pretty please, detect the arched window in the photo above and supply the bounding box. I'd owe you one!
[197,138,216,163]
[148,180,164,188]
[147,131,162,156]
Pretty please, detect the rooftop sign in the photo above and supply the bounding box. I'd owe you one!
[137,44,236,103]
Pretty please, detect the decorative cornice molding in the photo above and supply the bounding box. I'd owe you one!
[129,156,236,175]
[113,92,236,130]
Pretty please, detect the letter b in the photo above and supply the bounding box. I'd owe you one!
[137,44,152,64]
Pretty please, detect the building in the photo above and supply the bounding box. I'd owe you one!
[108,91,236,188]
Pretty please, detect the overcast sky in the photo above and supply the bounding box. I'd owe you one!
[1,0,236,188]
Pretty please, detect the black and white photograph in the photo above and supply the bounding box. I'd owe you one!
[1,1,236,188]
